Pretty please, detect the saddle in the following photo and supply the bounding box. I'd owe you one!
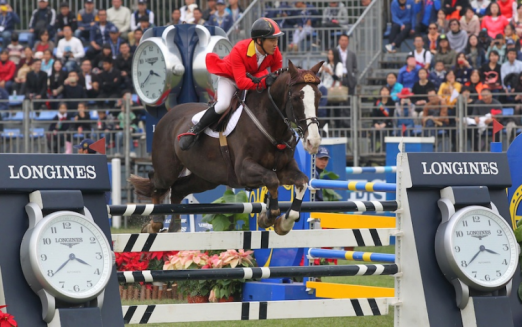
[209,91,245,132]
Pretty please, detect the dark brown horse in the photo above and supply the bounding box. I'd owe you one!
[130,60,323,235]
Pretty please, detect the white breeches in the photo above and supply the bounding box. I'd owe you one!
[214,77,238,114]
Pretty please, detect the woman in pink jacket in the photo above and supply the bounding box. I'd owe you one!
[481,2,509,38]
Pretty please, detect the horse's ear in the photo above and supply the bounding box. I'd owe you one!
[288,60,298,78]
[310,61,324,75]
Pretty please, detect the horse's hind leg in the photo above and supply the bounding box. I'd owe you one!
[167,174,219,233]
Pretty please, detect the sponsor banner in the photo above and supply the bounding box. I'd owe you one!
[0,154,111,191]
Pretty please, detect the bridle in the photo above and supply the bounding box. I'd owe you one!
[244,68,320,150]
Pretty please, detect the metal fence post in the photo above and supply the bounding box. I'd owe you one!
[457,96,464,153]
[23,99,31,152]
[124,95,131,228]
[352,95,359,166]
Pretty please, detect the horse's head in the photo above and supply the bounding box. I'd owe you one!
[281,60,323,154]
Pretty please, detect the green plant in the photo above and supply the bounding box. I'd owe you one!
[319,170,342,201]
[202,190,250,231]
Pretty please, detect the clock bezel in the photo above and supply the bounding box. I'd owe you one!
[21,210,113,303]
[437,205,519,291]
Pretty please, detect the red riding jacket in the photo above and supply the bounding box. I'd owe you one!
[206,38,283,91]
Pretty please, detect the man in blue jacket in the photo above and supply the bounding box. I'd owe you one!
[386,0,416,53]
[416,0,441,34]
[86,8,115,60]
[0,1,19,48]
[207,0,234,32]
[398,55,421,89]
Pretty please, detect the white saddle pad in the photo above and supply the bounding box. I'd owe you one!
[192,105,244,138]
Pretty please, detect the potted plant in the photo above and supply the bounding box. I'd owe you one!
[202,190,250,231]
[163,251,212,303]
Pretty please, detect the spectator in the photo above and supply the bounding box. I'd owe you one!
[180,0,196,23]
[454,52,473,84]
[460,7,480,37]
[168,9,181,25]
[436,9,449,33]
[25,59,47,100]
[87,9,114,60]
[504,23,519,45]
[447,19,468,53]
[442,0,469,19]
[497,0,516,21]
[409,35,432,69]
[318,48,343,114]
[465,34,486,68]
[468,88,501,150]
[76,0,98,42]
[425,23,440,54]
[49,60,67,107]
[56,25,85,72]
[470,0,491,17]
[78,59,97,98]
[433,34,457,69]
[107,0,131,39]
[481,2,509,38]
[386,72,404,102]
[137,15,151,32]
[63,70,86,109]
[477,28,492,50]
[501,48,522,87]
[96,109,115,134]
[73,102,91,136]
[202,0,217,21]
[412,68,435,106]
[48,102,72,154]
[372,86,396,140]
[108,26,123,59]
[480,50,503,89]
[131,0,154,31]
[93,57,121,105]
[313,147,330,201]
[193,8,206,25]
[386,0,416,53]
[132,28,143,51]
[115,101,138,156]
[0,50,14,93]
[398,55,421,89]
[13,47,34,94]
[74,138,97,154]
[41,49,53,76]
[227,0,244,23]
[429,60,447,89]
[92,44,112,72]
[322,1,348,27]
[422,89,449,136]
[416,0,440,34]
[33,29,55,54]
[286,1,319,51]
[486,33,507,63]
[55,2,77,41]
[336,34,357,97]
[514,4,522,36]
[208,0,234,32]
[115,42,132,91]
[28,0,56,48]
[468,69,485,99]
[0,86,8,112]
[0,1,20,47]
[438,69,462,107]
[395,88,416,134]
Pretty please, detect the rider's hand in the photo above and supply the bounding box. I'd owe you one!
[265,73,278,87]
[248,74,262,84]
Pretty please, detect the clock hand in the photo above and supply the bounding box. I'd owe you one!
[53,254,75,276]
[143,72,152,85]
[74,256,91,266]
[484,249,500,255]
[152,71,160,77]
[467,249,482,266]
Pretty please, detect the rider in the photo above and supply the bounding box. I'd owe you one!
[178,17,284,150]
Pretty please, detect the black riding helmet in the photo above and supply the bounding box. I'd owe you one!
[251,18,284,39]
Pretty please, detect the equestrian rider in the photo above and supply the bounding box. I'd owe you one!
[178,17,284,150]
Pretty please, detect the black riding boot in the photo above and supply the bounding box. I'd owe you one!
[178,105,221,150]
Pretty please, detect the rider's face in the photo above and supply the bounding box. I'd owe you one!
[261,38,278,55]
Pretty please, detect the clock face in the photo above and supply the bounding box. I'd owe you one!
[450,208,518,288]
[36,214,112,300]
[133,40,167,104]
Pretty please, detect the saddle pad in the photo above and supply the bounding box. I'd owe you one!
[192,105,244,138]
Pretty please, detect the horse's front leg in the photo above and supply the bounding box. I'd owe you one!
[274,161,309,235]
[237,159,280,229]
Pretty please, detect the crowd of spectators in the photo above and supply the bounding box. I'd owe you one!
[379,0,522,150]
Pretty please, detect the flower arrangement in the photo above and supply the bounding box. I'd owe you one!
[164,251,213,301]
[0,306,17,327]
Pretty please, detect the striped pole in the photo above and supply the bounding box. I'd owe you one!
[117,264,399,283]
[107,200,398,216]
[309,179,396,193]
[308,249,395,263]
[346,166,397,174]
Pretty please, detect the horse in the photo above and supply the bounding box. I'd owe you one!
[130,60,324,235]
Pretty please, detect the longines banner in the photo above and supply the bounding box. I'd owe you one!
[0,154,110,191]
[407,152,512,188]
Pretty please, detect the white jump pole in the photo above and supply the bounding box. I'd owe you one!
[111,158,122,228]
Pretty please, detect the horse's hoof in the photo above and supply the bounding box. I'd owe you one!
[274,217,293,236]
[258,212,276,229]
[142,221,163,233]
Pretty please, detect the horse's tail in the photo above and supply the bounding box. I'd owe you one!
[128,173,168,200]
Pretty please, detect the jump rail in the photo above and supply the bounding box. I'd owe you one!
[345,166,397,174]
[107,200,398,216]
[309,180,396,193]
[117,264,399,283]
[308,249,396,263]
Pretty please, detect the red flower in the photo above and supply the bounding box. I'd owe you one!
[0,306,18,327]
